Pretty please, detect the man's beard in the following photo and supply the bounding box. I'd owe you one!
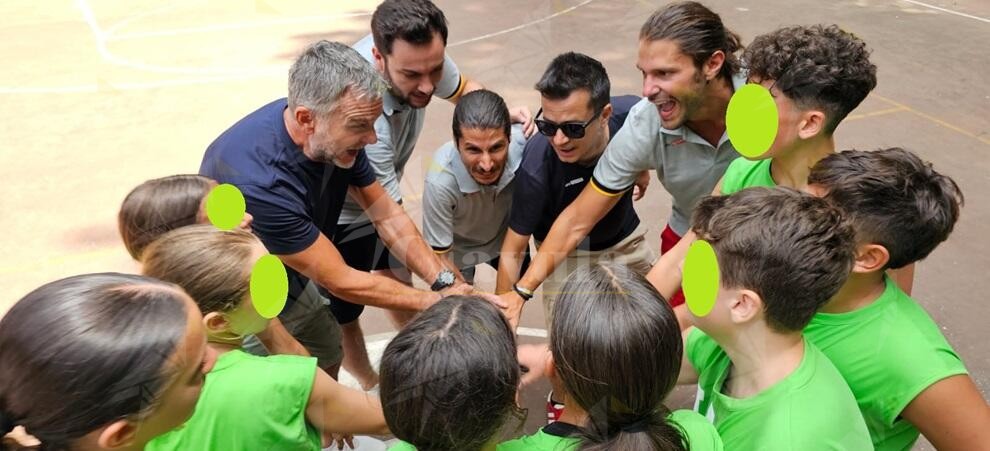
[382,59,431,108]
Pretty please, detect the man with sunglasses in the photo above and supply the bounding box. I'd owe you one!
[495,52,655,329]
[499,3,744,327]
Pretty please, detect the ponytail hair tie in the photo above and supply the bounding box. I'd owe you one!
[620,417,652,433]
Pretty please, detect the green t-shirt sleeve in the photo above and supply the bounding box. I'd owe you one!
[389,440,418,450]
[668,409,724,451]
[873,321,968,426]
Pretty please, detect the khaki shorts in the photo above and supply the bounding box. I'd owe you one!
[537,226,655,327]
[243,281,343,370]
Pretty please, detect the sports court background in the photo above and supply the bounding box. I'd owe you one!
[1,1,988,448]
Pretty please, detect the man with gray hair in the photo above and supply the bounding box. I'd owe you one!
[200,40,491,376]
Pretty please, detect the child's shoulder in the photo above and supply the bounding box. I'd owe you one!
[214,350,318,388]
[721,157,773,194]
[668,409,724,451]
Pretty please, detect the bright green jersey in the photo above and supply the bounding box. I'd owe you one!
[497,410,723,451]
[720,157,774,194]
[805,276,968,450]
[146,349,321,451]
[686,329,872,450]
[389,441,416,450]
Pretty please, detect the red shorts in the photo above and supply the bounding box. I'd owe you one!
[660,225,686,307]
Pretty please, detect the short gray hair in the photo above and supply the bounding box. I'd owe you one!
[288,40,387,115]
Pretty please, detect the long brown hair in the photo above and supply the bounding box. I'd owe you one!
[118,174,214,260]
[551,263,687,451]
[141,224,259,315]
[640,1,743,82]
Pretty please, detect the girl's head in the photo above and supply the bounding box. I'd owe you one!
[549,263,686,451]
[118,175,252,260]
[379,296,521,451]
[141,225,271,342]
[0,273,213,451]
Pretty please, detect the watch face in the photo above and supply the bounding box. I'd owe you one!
[439,270,455,284]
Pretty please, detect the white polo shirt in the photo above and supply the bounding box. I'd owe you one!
[422,124,526,269]
[591,73,745,236]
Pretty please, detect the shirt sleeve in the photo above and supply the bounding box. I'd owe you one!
[508,141,548,236]
[591,99,663,194]
[422,176,458,253]
[239,183,320,255]
[435,52,464,100]
[362,115,402,201]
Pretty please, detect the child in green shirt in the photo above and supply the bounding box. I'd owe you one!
[141,225,388,450]
[380,296,521,451]
[650,24,884,305]
[503,263,723,451]
[805,148,990,450]
[679,187,872,449]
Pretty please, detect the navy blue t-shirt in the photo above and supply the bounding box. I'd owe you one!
[509,95,640,251]
[200,98,376,309]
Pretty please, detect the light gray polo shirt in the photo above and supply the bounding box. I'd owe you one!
[591,73,745,236]
[339,34,465,224]
[422,124,526,269]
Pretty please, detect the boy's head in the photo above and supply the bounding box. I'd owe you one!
[452,89,512,186]
[808,148,963,272]
[691,187,856,334]
[743,25,877,157]
[379,296,521,451]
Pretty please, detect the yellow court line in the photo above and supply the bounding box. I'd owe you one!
[844,106,907,121]
[873,94,990,146]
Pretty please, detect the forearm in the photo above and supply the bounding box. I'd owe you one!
[255,318,310,357]
[319,266,439,311]
[647,230,696,301]
[496,236,529,294]
[374,207,448,284]
[517,211,593,290]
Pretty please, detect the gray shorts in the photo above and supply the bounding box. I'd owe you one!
[243,281,343,370]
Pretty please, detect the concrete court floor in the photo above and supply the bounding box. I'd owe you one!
[1,0,988,448]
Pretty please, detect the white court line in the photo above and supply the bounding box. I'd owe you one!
[898,0,990,24]
[3,0,596,94]
[107,12,373,41]
[448,0,596,47]
[102,2,179,37]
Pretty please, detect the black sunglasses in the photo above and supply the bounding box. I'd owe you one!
[534,108,600,139]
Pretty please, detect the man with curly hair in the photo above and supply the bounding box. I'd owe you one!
[649,24,879,302]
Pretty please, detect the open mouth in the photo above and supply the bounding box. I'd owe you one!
[657,99,677,121]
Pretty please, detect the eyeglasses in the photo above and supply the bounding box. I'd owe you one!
[534,108,600,139]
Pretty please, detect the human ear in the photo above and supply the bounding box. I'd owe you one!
[202,311,231,335]
[704,50,726,81]
[797,110,826,140]
[852,243,890,273]
[371,46,385,73]
[729,289,762,324]
[97,420,136,449]
[293,107,315,133]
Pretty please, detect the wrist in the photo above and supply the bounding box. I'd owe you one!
[512,283,534,302]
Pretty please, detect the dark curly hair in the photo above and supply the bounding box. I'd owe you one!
[743,25,877,134]
[808,148,963,270]
[372,0,448,56]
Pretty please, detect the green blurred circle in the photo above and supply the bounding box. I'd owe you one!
[250,254,288,319]
[205,184,246,231]
[683,240,720,318]
[726,84,779,158]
